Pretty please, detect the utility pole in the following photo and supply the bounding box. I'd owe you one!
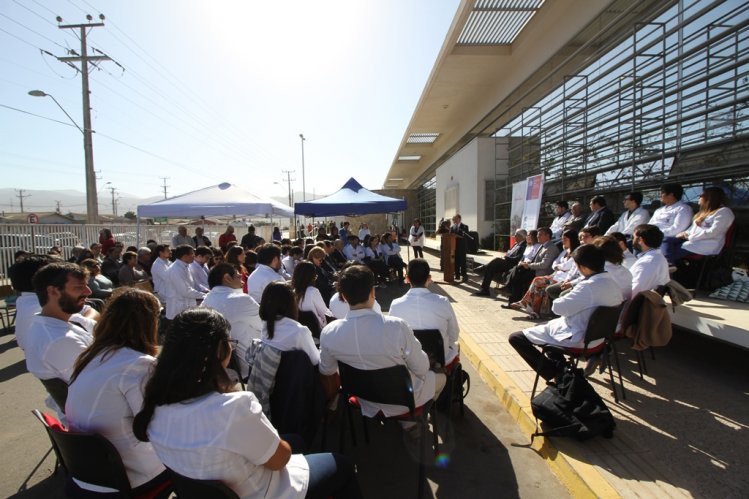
[54,200,62,213]
[160,177,170,199]
[281,170,295,207]
[15,189,30,213]
[299,134,306,202]
[107,185,118,217]
[57,15,110,225]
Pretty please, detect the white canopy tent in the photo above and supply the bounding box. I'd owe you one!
[136,182,294,245]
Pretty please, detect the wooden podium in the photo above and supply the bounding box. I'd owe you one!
[440,233,458,283]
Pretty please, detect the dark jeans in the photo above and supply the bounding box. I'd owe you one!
[508,331,564,382]
[412,245,424,259]
[305,452,362,499]
[506,266,536,303]
[454,242,467,279]
[480,257,519,291]
[661,236,696,264]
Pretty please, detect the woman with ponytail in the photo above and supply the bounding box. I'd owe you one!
[133,307,361,499]
[66,288,171,496]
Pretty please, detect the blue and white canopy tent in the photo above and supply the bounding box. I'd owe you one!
[293,177,406,216]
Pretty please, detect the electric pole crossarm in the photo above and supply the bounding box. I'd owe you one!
[58,55,110,63]
[58,23,105,29]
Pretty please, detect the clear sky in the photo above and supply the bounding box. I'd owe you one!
[1,0,459,213]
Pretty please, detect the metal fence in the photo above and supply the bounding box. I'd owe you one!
[0,223,274,279]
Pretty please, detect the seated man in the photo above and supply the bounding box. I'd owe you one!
[390,259,460,369]
[508,244,624,381]
[563,202,586,233]
[164,245,207,320]
[605,192,650,238]
[549,201,572,240]
[319,265,445,419]
[630,224,670,297]
[503,227,560,304]
[171,225,194,248]
[246,243,286,303]
[343,235,366,262]
[25,262,95,410]
[648,183,693,239]
[583,195,617,234]
[473,229,527,296]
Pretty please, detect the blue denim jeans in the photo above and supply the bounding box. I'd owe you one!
[305,452,362,499]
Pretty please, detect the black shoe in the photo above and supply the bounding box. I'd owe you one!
[472,289,490,297]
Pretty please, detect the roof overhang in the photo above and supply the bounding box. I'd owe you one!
[384,0,672,190]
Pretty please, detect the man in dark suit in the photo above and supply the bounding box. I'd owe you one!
[583,195,616,234]
[502,227,560,304]
[450,214,470,282]
[563,202,586,233]
[473,229,528,296]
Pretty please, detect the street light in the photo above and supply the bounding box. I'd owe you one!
[29,89,99,224]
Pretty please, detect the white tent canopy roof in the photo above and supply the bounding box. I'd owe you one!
[137,182,294,218]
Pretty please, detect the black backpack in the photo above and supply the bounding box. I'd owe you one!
[531,365,616,441]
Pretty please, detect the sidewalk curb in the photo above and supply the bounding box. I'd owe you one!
[460,333,621,499]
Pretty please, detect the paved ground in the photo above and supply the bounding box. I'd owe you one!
[0,284,568,498]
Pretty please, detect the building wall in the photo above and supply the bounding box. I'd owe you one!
[435,137,496,241]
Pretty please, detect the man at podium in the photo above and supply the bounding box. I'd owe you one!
[450,214,470,282]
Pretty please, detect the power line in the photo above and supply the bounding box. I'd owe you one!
[0,12,68,50]
[0,102,78,128]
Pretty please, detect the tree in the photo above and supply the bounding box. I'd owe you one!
[124,211,136,220]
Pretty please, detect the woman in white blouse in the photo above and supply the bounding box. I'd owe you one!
[409,218,425,259]
[133,308,361,498]
[66,288,171,496]
[259,282,320,366]
[378,232,405,284]
[663,186,735,263]
[292,261,332,330]
[595,235,633,301]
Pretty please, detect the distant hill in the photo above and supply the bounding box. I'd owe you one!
[0,188,161,216]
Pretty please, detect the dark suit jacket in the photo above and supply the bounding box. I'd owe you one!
[584,208,616,234]
[506,240,527,262]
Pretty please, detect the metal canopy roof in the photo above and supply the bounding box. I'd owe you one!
[384,0,670,190]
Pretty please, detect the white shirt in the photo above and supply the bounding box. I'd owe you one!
[605,206,651,236]
[630,249,670,298]
[622,249,637,269]
[328,292,382,319]
[343,244,366,262]
[281,256,298,276]
[261,317,320,366]
[319,308,435,417]
[164,260,206,320]
[605,262,633,301]
[358,228,370,241]
[201,286,262,378]
[24,315,93,382]
[171,234,195,248]
[150,257,171,295]
[247,264,285,304]
[523,272,623,348]
[682,207,735,256]
[550,211,572,239]
[389,288,460,364]
[408,225,425,247]
[522,243,541,262]
[16,295,95,351]
[378,242,402,265]
[189,261,210,292]
[648,201,693,237]
[148,391,309,499]
[550,251,577,282]
[66,348,165,491]
[298,287,331,329]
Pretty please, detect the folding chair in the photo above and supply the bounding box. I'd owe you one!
[338,362,437,499]
[165,467,239,499]
[31,410,172,498]
[530,304,625,403]
[297,310,322,340]
[40,377,69,411]
[680,223,736,297]
[413,329,466,417]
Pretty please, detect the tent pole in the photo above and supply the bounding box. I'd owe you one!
[136,216,141,247]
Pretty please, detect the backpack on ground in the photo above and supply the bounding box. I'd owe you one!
[530,364,615,442]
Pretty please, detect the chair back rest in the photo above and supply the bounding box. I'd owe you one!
[166,467,239,499]
[40,377,68,411]
[584,304,624,345]
[412,329,445,370]
[297,310,322,339]
[34,411,132,492]
[338,362,415,417]
[32,409,67,473]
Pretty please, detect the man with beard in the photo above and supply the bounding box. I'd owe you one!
[630,224,670,297]
[25,262,94,410]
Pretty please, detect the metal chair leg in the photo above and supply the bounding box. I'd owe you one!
[609,340,627,401]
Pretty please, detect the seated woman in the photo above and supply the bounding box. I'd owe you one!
[307,247,335,307]
[118,251,150,287]
[292,261,332,331]
[594,235,633,301]
[510,229,580,319]
[260,282,320,366]
[226,246,249,293]
[133,308,361,498]
[662,186,735,263]
[363,234,389,282]
[66,288,170,496]
[378,232,405,284]
[80,258,114,299]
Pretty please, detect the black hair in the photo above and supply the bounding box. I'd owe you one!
[555,200,569,210]
[626,192,643,205]
[173,244,194,260]
[339,265,374,306]
[195,246,212,257]
[572,244,605,273]
[292,261,317,306]
[580,226,600,238]
[562,229,580,252]
[594,236,624,265]
[207,262,237,289]
[609,232,627,245]
[10,255,52,292]
[633,224,664,248]
[122,251,137,264]
[256,243,281,265]
[537,227,552,239]
[32,262,88,306]
[660,183,684,200]
[133,308,233,442]
[258,282,297,339]
[289,246,303,257]
[406,259,430,287]
[590,195,607,207]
